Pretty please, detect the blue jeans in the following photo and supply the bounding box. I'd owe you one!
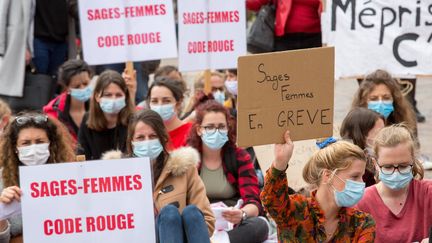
[156,204,210,243]
[33,38,68,76]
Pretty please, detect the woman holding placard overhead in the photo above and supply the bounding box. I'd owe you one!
[0,112,75,242]
[261,131,376,242]
[77,70,135,160]
[117,109,214,243]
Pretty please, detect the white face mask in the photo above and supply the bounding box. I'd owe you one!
[17,143,50,166]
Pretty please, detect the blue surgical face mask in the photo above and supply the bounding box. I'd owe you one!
[225,81,238,96]
[368,100,394,119]
[70,86,92,102]
[379,171,413,190]
[132,139,163,160]
[201,130,228,150]
[331,174,365,207]
[213,91,225,105]
[99,97,126,114]
[150,104,176,121]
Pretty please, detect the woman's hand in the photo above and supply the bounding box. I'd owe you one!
[0,186,22,204]
[420,238,429,243]
[222,208,242,225]
[273,130,294,171]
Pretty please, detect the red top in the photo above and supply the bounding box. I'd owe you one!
[285,0,321,33]
[356,179,432,243]
[168,122,193,150]
[246,0,322,36]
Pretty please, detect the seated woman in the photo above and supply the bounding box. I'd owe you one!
[147,78,191,150]
[187,100,268,243]
[0,112,76,242]
[261,132,375,242]
[340,107,385,187]
[123,109,214,243]
[356,125,431,242]
[352,69,416,138]
[43,59,92,142]
[77,70,135,160]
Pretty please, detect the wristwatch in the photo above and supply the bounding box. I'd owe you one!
[241,210,248,223]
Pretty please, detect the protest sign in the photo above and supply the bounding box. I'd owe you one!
[322,0,432,77]
[177,0,246,71]
[78,0,177,65]
[237,47,335,148]
[19,158,155,243]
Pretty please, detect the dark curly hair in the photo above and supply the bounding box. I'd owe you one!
[1,112,76,187]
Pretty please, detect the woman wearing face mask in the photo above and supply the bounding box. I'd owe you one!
[356,125,431,243]
[77,70,134,160]
[352,69,417,138]
[262,132,376,242]
[124,109,215,243]
[147,78,191,150]
[0,112,75,242]
[187,101,268,243]
[0,99,11,136]
[43,59,92,142]
[340,107,385,187]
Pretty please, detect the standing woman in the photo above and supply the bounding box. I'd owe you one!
[356,125,431,242]
[44,59,92,142]
[147,78,191,150]
[187,101,268,243]
[261,131,375,242]
[78,70,134,160]
[0,112,75,242]
[124,109,214,243]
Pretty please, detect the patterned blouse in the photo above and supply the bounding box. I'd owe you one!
[261,166,376,243]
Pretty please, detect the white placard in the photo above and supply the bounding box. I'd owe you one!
[78,0,178,65]
[177,0,247,71]
[19,158,155,243]
[322,0,432,78]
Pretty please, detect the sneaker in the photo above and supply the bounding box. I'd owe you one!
[419,154,432,170]
[415,107,426,123]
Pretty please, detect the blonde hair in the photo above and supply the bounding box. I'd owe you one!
[303,141,366,186]
[0,99,11,118]
[373,124,424,179]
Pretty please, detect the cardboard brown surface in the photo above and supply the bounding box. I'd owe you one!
[237,47,335,147]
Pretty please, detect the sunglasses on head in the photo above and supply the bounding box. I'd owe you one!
[14,115,48,126]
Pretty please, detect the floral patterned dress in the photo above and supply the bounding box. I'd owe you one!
[261,166,376,243]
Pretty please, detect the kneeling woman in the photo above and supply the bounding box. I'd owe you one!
[261,132,376,242]
[125,110,214,243]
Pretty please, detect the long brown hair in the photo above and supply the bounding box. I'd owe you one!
[1,112,76,187]
[126,110,170,184]
[351,69,417,134]
[87,70,134,131]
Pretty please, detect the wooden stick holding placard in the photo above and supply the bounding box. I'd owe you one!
[125,61,137,105]
[203,69,212,95]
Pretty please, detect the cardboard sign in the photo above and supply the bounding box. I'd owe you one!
[78,0,177,65]
[237,47,334,147]
[177,0,246,72]
[322,0,432,77]
[19,158,155,243]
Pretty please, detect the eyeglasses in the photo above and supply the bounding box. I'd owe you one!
[377,163,413,175]
[14,115,48,126]
[201,125,228,135]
